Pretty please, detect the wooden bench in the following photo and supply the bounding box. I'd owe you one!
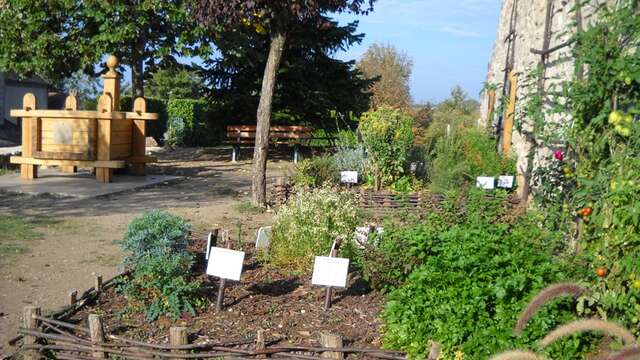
[225,125,312,163]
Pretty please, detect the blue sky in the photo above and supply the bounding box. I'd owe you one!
[332,0,503,103]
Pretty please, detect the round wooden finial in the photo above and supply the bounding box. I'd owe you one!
[106,55,118,71]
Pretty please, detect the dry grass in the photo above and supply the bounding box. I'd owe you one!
[515,282,587,334]
[539,319,637,348]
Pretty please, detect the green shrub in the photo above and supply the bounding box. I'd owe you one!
[333,146,367,174]
[166,99,218,146]
[120,97,168,142]
[429,127,515,193]
[266,186,361,272]
[359,107,415,188]
[293,155,339,187]
[380,214,582,359]
[120,209,190,267]
[117,210,200,321]
[118,253,200,321]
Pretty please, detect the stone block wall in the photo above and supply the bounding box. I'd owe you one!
[480,0,609,196]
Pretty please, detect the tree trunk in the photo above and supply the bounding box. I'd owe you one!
[251,31,287,207]
[131,39,145,98]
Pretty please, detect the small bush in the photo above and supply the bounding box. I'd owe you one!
[333,146,367,174]
[429,127,514,193]
[120,209,190,267]
[293,155,339,187]
[118,253,200,321]
[266,186,361,272]
[117,210,199,321]
[359,107,415,188]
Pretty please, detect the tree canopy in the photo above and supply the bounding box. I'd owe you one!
[357,43,413,110]
[0,0,206,96]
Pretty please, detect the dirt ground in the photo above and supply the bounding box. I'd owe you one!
[0,147,296,355]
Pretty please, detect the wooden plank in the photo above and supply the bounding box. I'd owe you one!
[34,151,92,161]
[10,109,126,120]
[41,119,91,132]
[40,144,90,153]
[41,131,91,146]
[226,132,312,139]
[131,98,147,175]
[96,118,113,183]
[111,119,132,132]
[111,130,132,145]
[10,156,125,168]
[110,143,131,159]
[124,112,158,120]
[227,125,312,132]
[502,70,518,154]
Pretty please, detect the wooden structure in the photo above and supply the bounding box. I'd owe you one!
[225,125,312,163]
[501,70,518,154]
[9,56,158,182]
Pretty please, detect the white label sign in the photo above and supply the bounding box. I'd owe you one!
[497,175,515,188]
[311,256,350,288]
[476,176,495,190]
[206,247,245,281]
[340,171,358,184]
[255,226,271,249]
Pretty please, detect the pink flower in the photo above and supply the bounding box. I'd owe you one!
[554,150,564,161]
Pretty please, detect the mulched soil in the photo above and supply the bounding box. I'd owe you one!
[70,238,385,352]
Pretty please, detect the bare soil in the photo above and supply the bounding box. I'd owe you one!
[0,147,297,355]
[70,245,384,351]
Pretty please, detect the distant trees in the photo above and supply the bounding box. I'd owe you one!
[421,86,480,149]
[146,69,205,100]
[357,43,413,110]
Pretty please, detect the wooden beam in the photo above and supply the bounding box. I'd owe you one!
[10,109,126,120]
[10,156,126,169]
[502,71,518,154]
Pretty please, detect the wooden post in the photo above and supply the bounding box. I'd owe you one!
[61,94,78,173]
[93,273,103,292]
[256,329,266,358]
[131,97,147,176]
[95,56,119,183]
[169,326,188,360]
[23,306,41,360]
[68,289,78,306]
[20,94,38,180]
[486,90,496,131]
[502,70,518,154]
[96,94,113,183]
[324,238,342,311]
[88,314,106,359]
[320,333,343,359]
[215,230,230,312]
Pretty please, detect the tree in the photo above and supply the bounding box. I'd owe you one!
[194,0,375,207]
[0,0,206,97]
[203,16,371,131]
[146,68,205,99]
[357,43,413,110]
[422,86,480,150]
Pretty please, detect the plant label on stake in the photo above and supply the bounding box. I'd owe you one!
[206,247,245,281]
[312,238,348,310]
[206,245,245,312]
[312,256,349,288]
[340,171,358,184]
[497,175,515,189]
[476,176,495,190]
[255,226,271,249]
[205,232,212,260]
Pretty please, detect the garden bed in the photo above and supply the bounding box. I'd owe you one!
[68,240,385,351]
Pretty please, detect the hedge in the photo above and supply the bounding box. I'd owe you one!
[120,97,225,146]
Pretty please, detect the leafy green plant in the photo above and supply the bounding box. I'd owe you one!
[381,215,581,359]
[118,253,200,321]
[120,209,190,267]
[266,186,360,272]
[358,107,415,189]
[333,146,367,174]
[292,155,339,187]
[117,210,200,321]
[429,127,514,193]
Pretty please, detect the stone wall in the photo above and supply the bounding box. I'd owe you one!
[480,0,609,195]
